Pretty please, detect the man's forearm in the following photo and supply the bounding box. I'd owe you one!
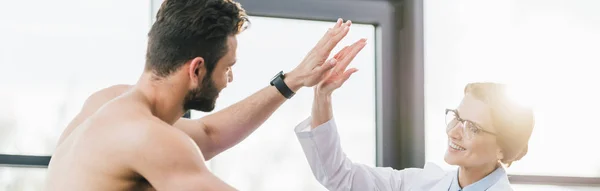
[198,75,303,157]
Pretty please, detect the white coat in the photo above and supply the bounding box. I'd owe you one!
[294,117,514,191]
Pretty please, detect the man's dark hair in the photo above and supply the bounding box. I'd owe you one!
[145,0,248,77]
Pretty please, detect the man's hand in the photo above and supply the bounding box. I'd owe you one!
[284,19,354,91]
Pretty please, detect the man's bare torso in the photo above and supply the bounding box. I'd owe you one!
[45,86,158,191]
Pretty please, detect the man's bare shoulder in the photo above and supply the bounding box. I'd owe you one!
[58,84,133,145]
[73,110,188,161]
[118,116,202,156]
[86,84,133,106]
[68,84,133,126]
[118,118,208,172]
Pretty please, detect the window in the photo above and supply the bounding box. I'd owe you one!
[512,184,600,191]
[190,16,377,190]
[0,0,150,187]
[425,0,600,184]
[0,0,151,155]
[0,167,47,191]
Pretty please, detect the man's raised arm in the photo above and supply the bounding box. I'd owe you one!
[183,19,370,160]
[61,19,365,162]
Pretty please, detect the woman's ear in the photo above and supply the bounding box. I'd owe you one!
[496,148,504,161]
[188,57,205,88]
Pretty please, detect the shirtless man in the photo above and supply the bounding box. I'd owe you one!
[44,0,366,190]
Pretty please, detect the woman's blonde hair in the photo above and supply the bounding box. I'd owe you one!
[464,82,535,167]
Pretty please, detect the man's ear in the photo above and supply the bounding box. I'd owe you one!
[188,57,205,88]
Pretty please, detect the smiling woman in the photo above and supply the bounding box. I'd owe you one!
[289,82,529,190]
[444,83,534,177]
[425,0,600,189]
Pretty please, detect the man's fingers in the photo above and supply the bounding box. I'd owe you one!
[334,18,343,28]
[318,58,337,73]
[325,20,350,48]
[314,19,345,51]
[321,20,352,54]
[323,40,353,68]
[318,46,346,67]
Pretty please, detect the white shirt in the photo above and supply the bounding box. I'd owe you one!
[294,117,514,191]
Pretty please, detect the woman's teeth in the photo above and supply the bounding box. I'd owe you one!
[449,142,466,151]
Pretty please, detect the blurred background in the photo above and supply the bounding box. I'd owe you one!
[0,0,599,190]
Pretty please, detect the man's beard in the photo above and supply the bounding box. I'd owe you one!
[183,75,220,112]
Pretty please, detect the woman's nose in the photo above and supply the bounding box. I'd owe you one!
[447,122,463,140]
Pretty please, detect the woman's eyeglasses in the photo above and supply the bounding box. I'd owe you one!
[445,109,496,139]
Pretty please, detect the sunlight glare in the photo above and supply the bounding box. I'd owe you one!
[506,84,536,109]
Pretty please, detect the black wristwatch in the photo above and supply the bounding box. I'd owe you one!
[270,71,295,99]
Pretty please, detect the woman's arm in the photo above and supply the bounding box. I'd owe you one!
[295,92,423,190]
[294,54,422,190]
[295,120,403,191]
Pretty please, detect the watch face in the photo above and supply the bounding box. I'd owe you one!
[270,71,283,85]
[273,71,283,80]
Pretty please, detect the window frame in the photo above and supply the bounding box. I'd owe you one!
[509,175,600,187]
[0,154,51,168]
[218,0,404,168]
